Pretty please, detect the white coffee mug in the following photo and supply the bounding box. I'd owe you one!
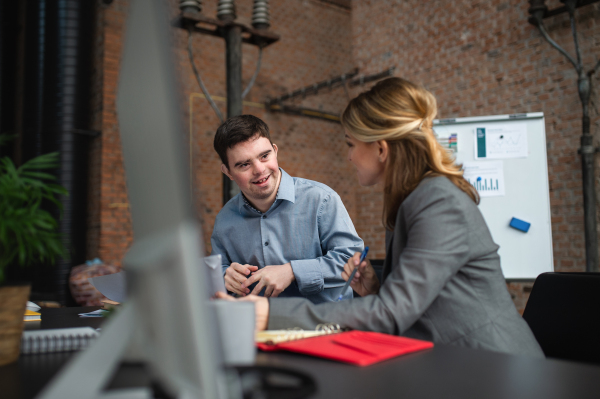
[210,301,256,365]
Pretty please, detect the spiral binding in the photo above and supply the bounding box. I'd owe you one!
[257,323,342,345]
[21,333,96,355]
[316,323,341,333]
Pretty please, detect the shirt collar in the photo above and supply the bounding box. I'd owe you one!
[237,168,296,214]
[276,168,295,204]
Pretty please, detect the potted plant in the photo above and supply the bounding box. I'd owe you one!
[0,134,68,365]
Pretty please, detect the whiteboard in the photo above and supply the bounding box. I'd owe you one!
[433,113,553,279]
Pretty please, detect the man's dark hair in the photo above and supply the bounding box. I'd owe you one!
[213,115,272,168]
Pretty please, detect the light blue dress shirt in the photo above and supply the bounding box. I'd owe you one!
[211,168,364,303]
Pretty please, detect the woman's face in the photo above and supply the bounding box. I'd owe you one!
[345,132,386,187]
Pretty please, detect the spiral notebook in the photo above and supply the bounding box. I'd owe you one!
[21,327,100,355]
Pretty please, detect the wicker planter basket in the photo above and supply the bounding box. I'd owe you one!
[0,285,30,366]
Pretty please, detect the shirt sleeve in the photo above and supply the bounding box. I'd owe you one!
[290,193,364,296]
[270,184,470,334]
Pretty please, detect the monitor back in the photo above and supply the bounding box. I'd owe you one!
[117,0,229,397]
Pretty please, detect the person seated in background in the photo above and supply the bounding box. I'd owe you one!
[217,78,544,357]
[211,115,363,304]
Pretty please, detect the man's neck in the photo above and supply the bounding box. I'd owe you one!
[246,170,282,213]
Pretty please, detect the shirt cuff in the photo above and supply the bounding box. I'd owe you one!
[290,259,324,296]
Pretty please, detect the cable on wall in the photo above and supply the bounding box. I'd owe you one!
[242,46,263,99]
[187,27,224,123]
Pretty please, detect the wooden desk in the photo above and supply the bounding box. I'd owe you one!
[2,307,600,399]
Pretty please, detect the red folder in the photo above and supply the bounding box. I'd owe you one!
[257,330,434,366]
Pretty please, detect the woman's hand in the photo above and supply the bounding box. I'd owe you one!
[215,291,269,331]
[342,252,380,297]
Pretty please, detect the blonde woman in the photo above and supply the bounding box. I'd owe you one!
[218,77,543,357]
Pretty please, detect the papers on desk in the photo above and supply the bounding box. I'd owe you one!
[24,309,41,321]
[79,309,109,318]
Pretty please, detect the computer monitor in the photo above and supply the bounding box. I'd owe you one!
[37,0,233,397]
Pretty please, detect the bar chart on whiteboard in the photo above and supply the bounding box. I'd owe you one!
[462,161,505,197]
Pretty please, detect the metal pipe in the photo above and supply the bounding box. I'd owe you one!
[580,118,597,273]
[41,0,96,304]
[266,69,359,106]
[529,0,599,272]
[223,24,243,204]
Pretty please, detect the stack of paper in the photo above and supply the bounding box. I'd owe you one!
[24,309,41,322]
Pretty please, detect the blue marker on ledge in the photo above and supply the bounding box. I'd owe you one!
[337,246,369,301]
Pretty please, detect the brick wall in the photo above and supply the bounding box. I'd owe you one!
[88,0,133,268]
[350,0,600,312]
[89,0,358,266]
[89,0,600,313]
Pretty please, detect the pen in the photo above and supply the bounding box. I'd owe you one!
[337,246,369,301]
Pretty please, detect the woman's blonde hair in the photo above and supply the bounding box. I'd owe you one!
[341,77,478,230]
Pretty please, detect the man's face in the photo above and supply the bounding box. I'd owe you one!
[222,135,280,203]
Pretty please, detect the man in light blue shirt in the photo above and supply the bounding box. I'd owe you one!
[211,115,363,304]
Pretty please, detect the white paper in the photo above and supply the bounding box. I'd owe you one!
[434,131,458,153]
[78,309,108,318]
[463,161,505,197]
[88,271,127,303]
[474,124,528,159]
[203,254,227,296]
[27,301,41,312]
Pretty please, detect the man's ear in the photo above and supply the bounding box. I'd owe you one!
[377,140,388,163]
[272,143,278,157]
[221,164,233,180]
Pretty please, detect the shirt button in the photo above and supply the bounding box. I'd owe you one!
[264,241,269,246]
[262,215,267,219]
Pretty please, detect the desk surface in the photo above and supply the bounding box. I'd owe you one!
[2,307,600,399]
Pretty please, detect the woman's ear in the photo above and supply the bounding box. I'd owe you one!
[377,140,388,163]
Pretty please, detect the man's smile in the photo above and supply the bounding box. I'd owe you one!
[253,175,270,185]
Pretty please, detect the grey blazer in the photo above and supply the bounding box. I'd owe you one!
[268,176,543,357]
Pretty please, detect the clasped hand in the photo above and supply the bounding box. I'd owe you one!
[342,252,380,297]
[224,262,295,297]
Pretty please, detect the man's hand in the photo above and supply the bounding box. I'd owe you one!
[215,292,269,331]
[224,262,259,296]
[342,252,380,297]
[242,263,295,297]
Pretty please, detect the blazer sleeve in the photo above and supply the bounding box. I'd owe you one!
[268,180,471,334]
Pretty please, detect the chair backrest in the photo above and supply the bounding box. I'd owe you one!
[522,272,600,365]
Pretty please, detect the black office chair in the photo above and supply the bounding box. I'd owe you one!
[522,272,600,365]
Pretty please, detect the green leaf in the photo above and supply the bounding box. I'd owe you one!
[0,151,68,274]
